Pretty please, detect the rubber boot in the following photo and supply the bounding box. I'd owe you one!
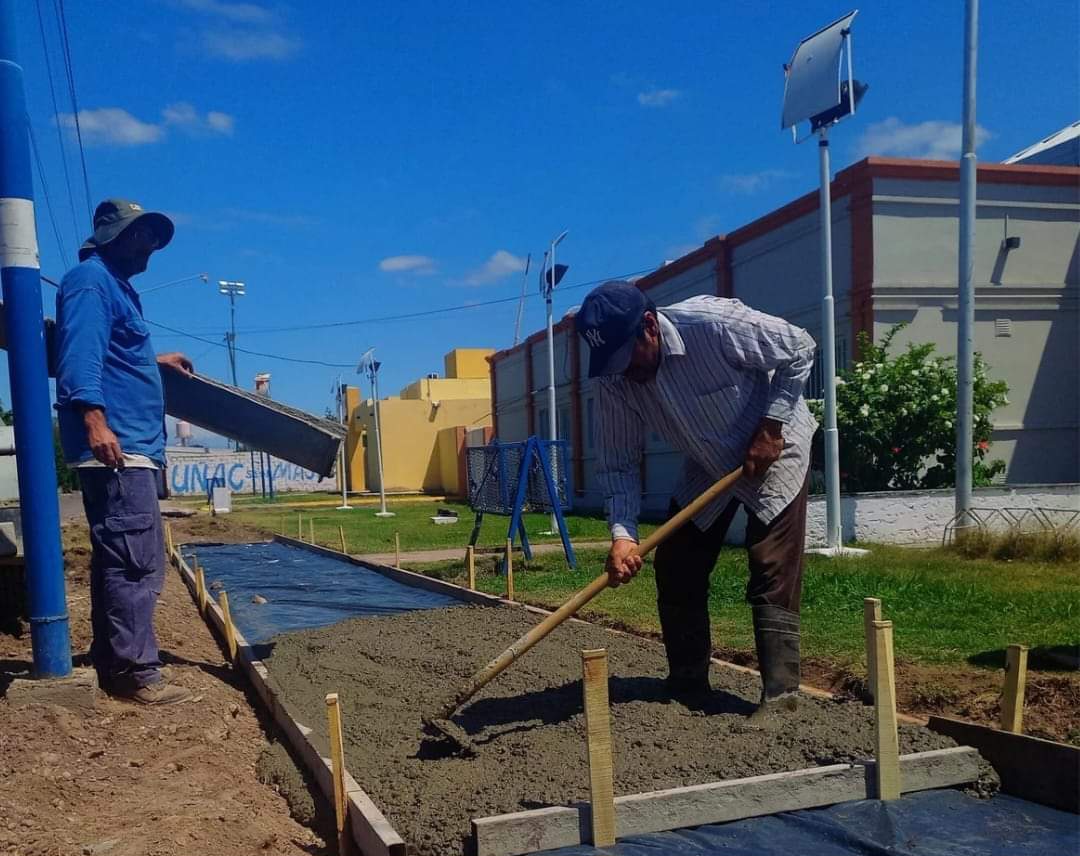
[657,598,712,700]
[747,604,800,726]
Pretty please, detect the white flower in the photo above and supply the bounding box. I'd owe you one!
[862,372,872,382]
[945,420,953,429]
[879,384,888,394]
[900,407,908,416]
[941,388,949,397]
[910,368,920,376]
[931,395,939,402]
[835,377,846,386]
[859,404,870,417]
[875,364,884,372]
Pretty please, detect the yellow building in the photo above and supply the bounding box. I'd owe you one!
[343,348,494,496]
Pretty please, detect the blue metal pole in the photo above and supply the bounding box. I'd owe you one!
[0,4,72,677]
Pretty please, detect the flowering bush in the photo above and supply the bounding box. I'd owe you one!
[807,324,1008,492]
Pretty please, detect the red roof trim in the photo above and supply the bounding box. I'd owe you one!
[488,157,1078,367]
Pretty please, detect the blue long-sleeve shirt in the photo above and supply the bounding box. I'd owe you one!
[54,254,166,466]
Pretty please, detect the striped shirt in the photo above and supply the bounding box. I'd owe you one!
[593,295,817,542]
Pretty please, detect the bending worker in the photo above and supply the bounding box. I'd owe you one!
[55,199,193,705]
[575,280,816,723]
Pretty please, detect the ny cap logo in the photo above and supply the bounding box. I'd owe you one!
[584,328,605,348]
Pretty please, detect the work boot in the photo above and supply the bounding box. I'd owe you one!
[747,604,800,727]
[111,680,192,706]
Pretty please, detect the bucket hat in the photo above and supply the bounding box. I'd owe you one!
[78,199,174,261]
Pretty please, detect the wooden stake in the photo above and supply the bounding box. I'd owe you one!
[196,566,208,615]
[219,590,238,661]
[394,532,401,567]
[165,521,174,557]
[863,597,882,702]
[505,539,514,601]
[326,692,350,856]
[466,545,476,591]
[871,619,900,800]
[581,649,616,847]
[297,513,302,539]
[1001,644,1029,733]
[339,525,347,554]
[309,518,315,545]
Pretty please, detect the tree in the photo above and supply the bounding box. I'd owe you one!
[808,324,1008,492]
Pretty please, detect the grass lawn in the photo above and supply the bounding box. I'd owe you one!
[406,544,1080,669]
[220,499,657,555]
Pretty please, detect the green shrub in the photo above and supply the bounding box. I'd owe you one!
[809,323,1008,492]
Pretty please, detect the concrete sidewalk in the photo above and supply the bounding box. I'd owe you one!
[357,540,610,566]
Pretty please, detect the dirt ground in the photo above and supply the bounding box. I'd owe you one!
[0,518,330,856]
[262,604,992,856]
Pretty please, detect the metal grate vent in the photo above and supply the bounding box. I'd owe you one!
[994,318,1012,337]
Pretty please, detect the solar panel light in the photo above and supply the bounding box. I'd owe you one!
[781,11,867,142]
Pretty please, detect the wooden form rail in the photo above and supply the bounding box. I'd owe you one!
[472,747,981,856]
[168,544,406,856]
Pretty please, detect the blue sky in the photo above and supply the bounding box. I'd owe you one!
[4,0,1078,443]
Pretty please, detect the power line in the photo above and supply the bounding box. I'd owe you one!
[28,123,70,263]
[230,268,654,335]
[35,0,80,244]
[143,320,355,368]
[54,0,92,222]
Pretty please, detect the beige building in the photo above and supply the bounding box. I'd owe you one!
[343,348,494,496]
[490,157,1079,517]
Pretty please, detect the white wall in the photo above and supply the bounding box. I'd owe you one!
[166,451,334,496]
[720,483,1080,547]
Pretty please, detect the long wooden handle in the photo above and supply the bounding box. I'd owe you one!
[439,466,743,717]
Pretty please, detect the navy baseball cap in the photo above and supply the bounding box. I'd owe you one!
[575,280,648,378]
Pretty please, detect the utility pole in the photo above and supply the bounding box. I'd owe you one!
[0,5,72,677]
[358,350,393,517]
[335,376,351,510]
[218,280,245,450]
[955,0,979,524]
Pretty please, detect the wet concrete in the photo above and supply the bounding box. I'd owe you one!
[263,604,984,856]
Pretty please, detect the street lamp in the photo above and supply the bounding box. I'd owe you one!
[781,11,868,556]
[541,230,569,535]
[333,376,352,510]
[217,280,246,388]
[357,348,394,518]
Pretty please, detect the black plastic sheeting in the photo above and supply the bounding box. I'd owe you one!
[536,790,1077,856]
[179,541,459,644]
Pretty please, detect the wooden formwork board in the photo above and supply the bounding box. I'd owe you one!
[170,547,406,856]
[928,715,1079,814]
[472,746,982,856]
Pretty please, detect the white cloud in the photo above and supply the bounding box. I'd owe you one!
[58,108,164,146]
[58,103,234,146]
[202,28,301,60]
[719,169,792,195]
[855,117,993,160]
[162,101,235,136]
[379,255,437,275]
[465,250,527,285]
[637,88,682,108]
[178,0,301,61]
[176,0,275,24]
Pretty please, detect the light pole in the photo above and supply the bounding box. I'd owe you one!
[542,230,569,535]
[955,0,979,525]
[781,11,868,556]
[358,349,394,518]
[219,280,245,451]
[217,280,245,388]
[334,376,351,510]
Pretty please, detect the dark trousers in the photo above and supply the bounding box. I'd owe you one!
[653,477,809,683]
[79,468,166,690]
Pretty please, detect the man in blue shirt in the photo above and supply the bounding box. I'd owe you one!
[55,199,194,705]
